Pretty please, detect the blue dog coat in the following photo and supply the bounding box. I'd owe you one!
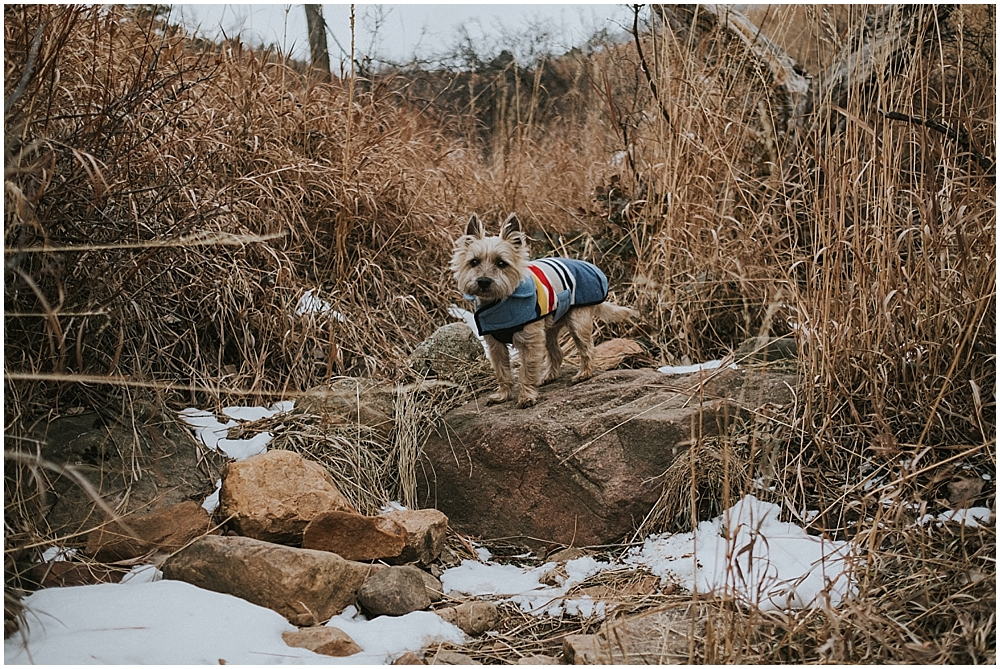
[472,258,609,344]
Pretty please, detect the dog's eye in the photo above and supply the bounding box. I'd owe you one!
[496,260,508,268]
[469,258,479,267]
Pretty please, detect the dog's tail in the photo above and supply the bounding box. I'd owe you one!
[595,301,639,323]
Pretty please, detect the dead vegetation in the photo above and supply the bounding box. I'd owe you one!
[4,4,995,663]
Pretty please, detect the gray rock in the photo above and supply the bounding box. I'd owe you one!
[409,322,488,381]
[435,601,500,636]
[357,565,432,617]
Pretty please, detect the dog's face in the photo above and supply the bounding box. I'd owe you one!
[451,213,529,306]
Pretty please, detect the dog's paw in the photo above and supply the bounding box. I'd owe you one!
[516,395,538,408]
[487,391,510,405]
[570,370,593,384]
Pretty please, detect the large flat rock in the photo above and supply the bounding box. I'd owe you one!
[418,367,794,545]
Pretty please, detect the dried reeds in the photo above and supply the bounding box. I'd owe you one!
[3,4,994,662]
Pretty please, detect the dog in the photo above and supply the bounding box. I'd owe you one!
[451,212,637,408]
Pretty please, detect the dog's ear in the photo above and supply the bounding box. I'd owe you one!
[500,213,521,235]
[499,213,525,248]
[465,213,485,239]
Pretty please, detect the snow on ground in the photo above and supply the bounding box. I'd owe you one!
[11,394,988,664]
[5,581,464,665]
[12,491,992,664]
[324,606,465,664]
[178,401,294,461]
[657,359,738,375]
[442,555,611,618]
[918,506,994,529]
[443,496,855,615]
[626,495,855,611]
[296,289,345,322]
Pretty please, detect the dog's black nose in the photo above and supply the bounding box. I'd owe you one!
[476,277,493,291]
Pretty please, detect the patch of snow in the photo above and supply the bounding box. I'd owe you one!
[441,556,613,618]
[5,580,336,664]
[474,545,493,562]
[626,495,855,611]
[7,583,467,665]
[442,560,554,599]
[202,478,222,513]
[324,606,465,664]
[380,501,408,513]
[40,546,78,562]
[296,289,345,322]
[120,564,162,584]
[178,401,291,461]
[917,506,993,529]
[658,359,737,375]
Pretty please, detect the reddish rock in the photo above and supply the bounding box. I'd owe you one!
[302,511,406,561]
[418,368,796,545]
[382,509,449,565]
[84,500,214,562]
[282,627,361,657]
[219,450,357,545]
[161,534,378,626]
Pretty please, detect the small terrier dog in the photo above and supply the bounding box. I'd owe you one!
[451,213,637,408]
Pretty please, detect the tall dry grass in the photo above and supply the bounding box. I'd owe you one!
[616,4,995,663]
[3,4,995,662]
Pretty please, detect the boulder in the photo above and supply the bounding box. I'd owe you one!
[382,509,449,565]
[419,570,444,602]
[408,322,488,381]
[84,500,214,562]
[302,511,406,561]
[218,450,357,545]
[282,627,361,657]
[161,535,378,626]
[418,368,796,546]
[435,601,500,636]
[357,565,432,617]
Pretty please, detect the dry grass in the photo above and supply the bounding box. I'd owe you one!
[4,4,995,663]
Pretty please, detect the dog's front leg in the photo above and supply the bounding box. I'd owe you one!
[512,325,545,407]
[484,336,514,404]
